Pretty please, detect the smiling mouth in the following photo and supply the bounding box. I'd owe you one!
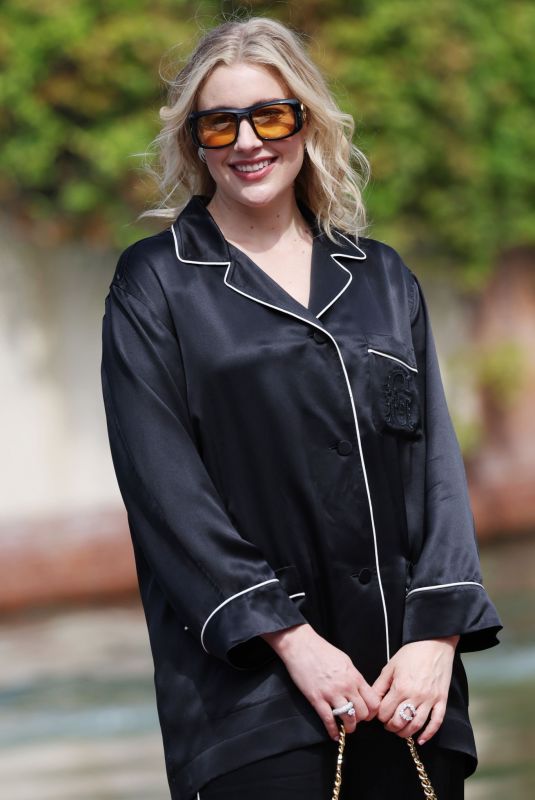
[230,158,277,174]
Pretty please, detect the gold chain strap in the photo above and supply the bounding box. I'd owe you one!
[330,722,346,800]
[405,736,438,799]
[330,724,438,800]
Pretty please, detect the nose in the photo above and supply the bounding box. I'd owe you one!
[234,118,262,150]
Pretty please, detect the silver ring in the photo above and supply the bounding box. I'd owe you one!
[398,702,417,722]
[332,701,355,717]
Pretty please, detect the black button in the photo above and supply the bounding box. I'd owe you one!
[358,568,372,585]
[336,440,353,455]
[313,330,328,344]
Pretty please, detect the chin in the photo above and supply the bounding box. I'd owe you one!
[235,184,291,208]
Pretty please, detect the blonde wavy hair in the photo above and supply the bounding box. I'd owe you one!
[139,16,371,241]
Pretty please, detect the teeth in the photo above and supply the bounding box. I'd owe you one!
[234,159,272,173]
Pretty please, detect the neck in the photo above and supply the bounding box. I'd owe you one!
[206,189,309,250]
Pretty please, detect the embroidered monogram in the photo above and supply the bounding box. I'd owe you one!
[383,367,416,432]
[367,342,422,439]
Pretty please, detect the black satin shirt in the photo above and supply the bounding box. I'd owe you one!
[101,195,502,799]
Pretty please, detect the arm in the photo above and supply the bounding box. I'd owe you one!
[402,272,502,652]
[101,243,307,670]
[261,624,381,742]
[373,270,502,743]
[373,634,460,744]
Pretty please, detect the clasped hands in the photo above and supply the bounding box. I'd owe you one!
[261,624,460,745]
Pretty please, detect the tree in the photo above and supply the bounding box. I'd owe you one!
[1,0,534,281]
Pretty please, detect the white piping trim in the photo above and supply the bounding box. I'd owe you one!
[171,223,230,266]
[170,223,368,266]
[315,230,367,316]
[171,223,366,320]
[335,231,367,259]
[367,348,418,373]
[407,581,484,597]
[289,591,306,599]
[172,221,390,663]
[316,255,353,318]
[200,578,279,654]
[222,267,391,663]
[197,793,201,800]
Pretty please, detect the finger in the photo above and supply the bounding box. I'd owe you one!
[358,682,381,718]
[377,690,402,724]
[349,693,369,724]
[402,704,432,739]
[349,668,381,720]
[384,701,419,733]
[317,698,343,741]
[330,694,360,736]
[372,664,393,699]
[340,713,357,734]
[417,702,446,745]
[331,695,358,734]
[384,711,408,734]
[358,681,382,714]
[365,708,378,722]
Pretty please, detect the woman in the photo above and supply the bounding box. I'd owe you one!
[101,16,502,800]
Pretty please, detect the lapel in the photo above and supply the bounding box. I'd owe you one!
[171,195,367,327]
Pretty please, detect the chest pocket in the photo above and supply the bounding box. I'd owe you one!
[366,334,422,440]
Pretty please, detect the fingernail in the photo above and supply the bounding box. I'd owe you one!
[334,736,340,742]
[418,738,425,745]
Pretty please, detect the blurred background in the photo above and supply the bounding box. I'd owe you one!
[1,1,534,798]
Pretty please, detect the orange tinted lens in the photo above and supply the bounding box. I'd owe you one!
[252,104,296,138]
[197,113,237,147]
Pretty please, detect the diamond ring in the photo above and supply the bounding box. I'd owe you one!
[398,702,417,722]
[332,701,355,717]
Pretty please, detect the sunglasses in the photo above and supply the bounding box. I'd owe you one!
[188,98,306,149]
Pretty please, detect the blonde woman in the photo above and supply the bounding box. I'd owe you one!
[101,16,501,800]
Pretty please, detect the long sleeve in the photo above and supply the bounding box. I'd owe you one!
[100,245,307,669]
[402,273,502,652]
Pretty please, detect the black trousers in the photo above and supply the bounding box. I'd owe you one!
[197,724,465,799]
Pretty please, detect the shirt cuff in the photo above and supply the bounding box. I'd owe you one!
[201,578,308,669]
[403,582,502,652]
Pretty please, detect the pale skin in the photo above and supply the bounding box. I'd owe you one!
[196,60,461,747]
[197,62,314,309]
[261,625,460,745]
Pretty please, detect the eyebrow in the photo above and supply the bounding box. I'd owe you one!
[197,98,286,112]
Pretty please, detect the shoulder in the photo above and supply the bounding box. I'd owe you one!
[355,235,420,322]
[108,227,177,324]
[112,227,176,286]
[356,234,408,273]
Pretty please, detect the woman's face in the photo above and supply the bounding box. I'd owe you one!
[195,62,307,211]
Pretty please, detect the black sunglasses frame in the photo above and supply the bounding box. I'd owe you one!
[188,98,306,149]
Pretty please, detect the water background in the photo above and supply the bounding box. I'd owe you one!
[1,536,533,799]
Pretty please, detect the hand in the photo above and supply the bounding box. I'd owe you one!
[372,636,460,745]
[261,624,380,742]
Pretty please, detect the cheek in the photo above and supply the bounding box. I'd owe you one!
[279,137,306,164]
[204,153,228,181]
[279,143,306,178]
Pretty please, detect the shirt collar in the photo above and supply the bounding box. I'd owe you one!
[171,194,367,321]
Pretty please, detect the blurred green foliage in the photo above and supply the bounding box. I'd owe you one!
[318,0,535,285]
[0,0,202,246]
[1,0,534,277]
[475,340,526,410]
